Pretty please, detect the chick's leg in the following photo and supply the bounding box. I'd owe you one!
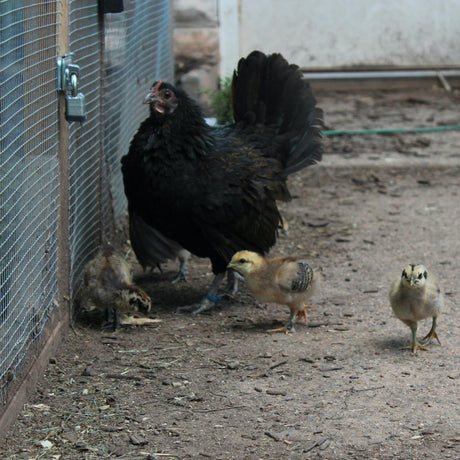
[296,305,312,324]
[102,308,121,331]
[268,311,297,333]
[176,272,226,316]
[401,320,427,354]
[113,308,121,331]
[421,316,441,346]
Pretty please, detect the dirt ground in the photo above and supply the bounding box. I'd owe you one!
[1,87,459,459]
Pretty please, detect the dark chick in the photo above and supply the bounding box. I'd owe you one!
[80,246,151,330]
[121,50,323,314]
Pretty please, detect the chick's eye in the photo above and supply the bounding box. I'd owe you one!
[418,273,423,279]
[239,258,247,264]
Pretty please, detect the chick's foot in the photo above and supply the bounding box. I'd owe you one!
[296,305,312,323]
[421,317,441,346]
[402,340,428,354]
[268,313,297,333]
[268,325,293,334]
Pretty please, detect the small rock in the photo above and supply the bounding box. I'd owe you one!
[323,355,336,361]
[129,433,148,446]
[307,219,330,228]
[266,389,287,396]
[38,440,53,449]
[82,367,97,377]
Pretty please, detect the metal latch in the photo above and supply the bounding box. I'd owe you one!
[57,53,87,123]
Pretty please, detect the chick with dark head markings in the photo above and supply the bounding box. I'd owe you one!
[389,264,443,354]
[79,246,151,330]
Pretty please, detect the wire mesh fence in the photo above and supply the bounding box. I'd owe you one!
[68,0,104,292]
[103,0,174,222]
[0,0,59,405]
[0,0,173,409]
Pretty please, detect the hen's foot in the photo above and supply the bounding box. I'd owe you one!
[224,270,242,295]
[176,272,226,315]
[176,294,221,316]
[171,268,188,284]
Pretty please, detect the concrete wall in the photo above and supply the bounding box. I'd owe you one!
[220,0,460,76]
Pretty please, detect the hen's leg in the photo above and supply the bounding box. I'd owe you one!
[176,272,225,315]
[171,251,189,284]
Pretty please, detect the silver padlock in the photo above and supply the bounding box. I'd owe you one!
[65,92,86,122]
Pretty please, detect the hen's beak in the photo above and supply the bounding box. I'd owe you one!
[143,91,158,105]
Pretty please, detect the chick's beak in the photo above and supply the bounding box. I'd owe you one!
[227,261,236,269]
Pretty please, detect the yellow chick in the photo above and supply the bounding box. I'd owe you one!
[80,245,151,330]
[227,250,320,332]
[389,264,443,353]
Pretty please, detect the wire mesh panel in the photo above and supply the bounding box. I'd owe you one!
[0,0,59,404]
[103,0,174,222]
[0,0,173,415]
[67,0,174,291]
[68,0,103,291]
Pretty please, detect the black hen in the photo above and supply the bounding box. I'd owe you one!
[121,50,323,314]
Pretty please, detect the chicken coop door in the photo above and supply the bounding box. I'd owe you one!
[0,0,173,431]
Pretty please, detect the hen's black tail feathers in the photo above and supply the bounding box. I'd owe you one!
[129,211,183,270]
[232,50,323,175]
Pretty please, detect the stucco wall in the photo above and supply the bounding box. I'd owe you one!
[219,0,460,75]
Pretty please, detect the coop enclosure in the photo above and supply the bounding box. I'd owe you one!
[0,0,173,421]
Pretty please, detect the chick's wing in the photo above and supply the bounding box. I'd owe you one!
[274,259,315,293]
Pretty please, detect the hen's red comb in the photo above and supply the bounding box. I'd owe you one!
[152,80,162,92]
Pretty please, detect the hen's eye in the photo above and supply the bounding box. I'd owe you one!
[164,90,171,99]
